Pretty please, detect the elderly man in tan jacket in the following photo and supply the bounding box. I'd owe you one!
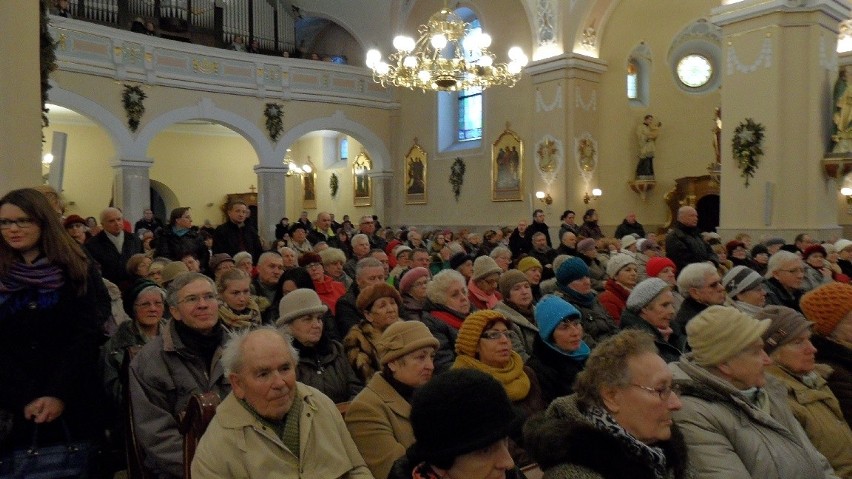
[191,327,373,479]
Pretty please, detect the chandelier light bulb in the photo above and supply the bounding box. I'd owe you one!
[42,153,54,165]
[479,33,492,48]
[507,62,522,74]
[365,49,381,68]
[842,187,852,196]
[393,35,415,52]
[535,191,545,199]
[375,61,391,75]
[478,56,493,67]
[430,33,448,49]
[403,55,418,69]
[508,46,524,62]
[417,70,431,82]
[302,164,312,173]
[592,188,602,197]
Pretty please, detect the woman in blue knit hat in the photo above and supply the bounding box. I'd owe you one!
[526,295,590,405]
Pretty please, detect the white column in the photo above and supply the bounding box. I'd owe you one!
[369,171,393,225]
[112,158,153,225]
[255,164,287,244]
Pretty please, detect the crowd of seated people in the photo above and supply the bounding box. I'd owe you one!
[9,189,852,477]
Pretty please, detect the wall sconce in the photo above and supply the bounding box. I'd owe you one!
[842,186,852,204]
[42,153,54,166]
[583,188,602,204]
[535,191,553,205]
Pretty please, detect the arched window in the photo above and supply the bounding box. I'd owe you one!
[627,43,652,107]
[626,59,639,100]
[438,8,483,153]
[339,137,349,161]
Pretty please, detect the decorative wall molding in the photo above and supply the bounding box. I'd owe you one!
[574,132,598,184]
[535,85,563,112]
[536,0,556,46]
[727,37,773,74]
[575,88,597,111]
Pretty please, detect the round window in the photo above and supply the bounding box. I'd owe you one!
[676,54,713,88]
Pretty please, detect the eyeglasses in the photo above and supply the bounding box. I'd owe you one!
[631,383,680,401]
[0,218,36,229]
[703,280,722,289]
[305,262,323,269]
[177,292,217,306]
[135,300,164,309]
[480,330,516,341]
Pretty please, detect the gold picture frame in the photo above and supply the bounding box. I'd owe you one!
[353,152,372,207]
[492,126,523,201]
[404,139,427,204]
[302,172,316,209]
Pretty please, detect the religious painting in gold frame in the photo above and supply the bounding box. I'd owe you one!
[404,139,427,204]
[492,126,523,201]
[302,172,316,209]
[353,152,372,207]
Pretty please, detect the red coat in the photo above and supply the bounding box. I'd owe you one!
[314,275,346,315]
[598,279,631,326]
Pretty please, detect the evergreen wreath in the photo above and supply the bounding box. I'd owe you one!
[122,85,146,132]
[449,157,466,201]
[731,118,765,187]
[264,103,284,141]
[330,173,339,198]
[40,0,57,134]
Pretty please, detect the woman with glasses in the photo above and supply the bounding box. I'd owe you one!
[526,295,589,405]
[722,265,767,316]
[0,188,105,450]
[467,256,503,311]
[621,278,683,363]
[524,329,690,479]
[452,310,545,465]
[399,267,430,322]
[765,250,807,312]
[276,288,361,403]
[299,251,345,314]
[216,268,263,332]
[151,207,209,271]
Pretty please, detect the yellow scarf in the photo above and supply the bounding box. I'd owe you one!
[218,297,262,330]
[452,351,530,401]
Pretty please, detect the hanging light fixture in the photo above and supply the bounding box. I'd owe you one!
[365,3,528,92]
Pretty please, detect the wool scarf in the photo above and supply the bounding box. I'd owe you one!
[557,284,596,308]
[218,297,262,330]
[584,404,667,479]
[0,258,65,313]
[468,281,501,309]
[453,352,530,401]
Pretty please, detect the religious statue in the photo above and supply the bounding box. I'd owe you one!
[636,114,661,178]
[712,107,722,165]
[832,66,852,153]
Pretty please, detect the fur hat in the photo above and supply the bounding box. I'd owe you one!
[517,256,543,273]
[555,257,589,285]
[756,306,813,356]
[620,235,637,250]
[472,255,502,282]
[408,369,520,466]
[160,261,189,285]
[535,295,581,342]
[606,253,637,278]
[645,257,676,278]
[576,238,597,253]
[455,310,509,357]
[379,320,439,365]
[721,265,764,298]
[63,214,86,228]
[686,305,770,366]
[208,253,234,272]
[276,288,328,326]
[449,252,472,271]
[498,270,529,298]
[800,282,852,336]
[297,252,323,267]
[399,267,430,295]
[835,239,852,253]
[626,278,669,312]
[356,282,402,312]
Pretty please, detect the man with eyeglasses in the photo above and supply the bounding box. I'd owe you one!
[358,214,386,251]
[764,250,806,312]
[669,305,839,478]
[671,262,726,351]
[129,272,230,478]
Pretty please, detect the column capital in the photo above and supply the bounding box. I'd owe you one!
[253,164,288,174]
[712,0,851,28]
[368,170,394,180]
[525,53,608,80]
[113,157,154,169]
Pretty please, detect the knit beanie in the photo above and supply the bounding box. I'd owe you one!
[123,279,163,317]
[209,253,234,272]
[606,253,637,278]
[802,244,827,260]
[756,306,813,356]
[721,265,764,298]
[379,320,440,365]
[835,239,852,253]
[297,252,323,267]
[556,257,590,285]
[399,267,431,295]
[356,282,403,312]
[764,237,786,248]
[534,295,581,342]
[686,305,770,367]
[450,252,472,271]
[646,257,676,278]
[472,255,502,282]
[640,239,660,253]
[626,278,669,312]
[161,261,189,285]
[577,238,596,253]
[517,256,543,273]
[409,369,520,465]
[276,288,328,326]
[751,244,769,257]
[63,214,86,228]
[455,310,509,357]
[621,235,637,250]
[498,270,529,298]
[800,282,852,336]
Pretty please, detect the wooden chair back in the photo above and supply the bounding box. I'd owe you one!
[520,462,544,479]
[122,345,154,479]
[335,401,351,417]
[179,391,221,479]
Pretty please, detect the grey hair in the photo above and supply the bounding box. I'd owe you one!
[351,233,370,246]
[765,250,802,279]
[552,254,571,272]
[258,251,282,266]
[221,326,299,376]
[560,230,577,242]
[426,269,467,305]
[676,262,717,296]
[355,257,383,278]
[490,246,511,260]
[166,272,215,307]
[100,207,122,223]
[319,247,347,265]
[136,285,166,302]
[278,246,296,257]
[531,232,546,241]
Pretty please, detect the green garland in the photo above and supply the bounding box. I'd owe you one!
[122,85,146,132]
[330,173,339,198]
[731,118,765,187]
[40,0,57,134]
[264,103,284,141]
[449,157,466,201]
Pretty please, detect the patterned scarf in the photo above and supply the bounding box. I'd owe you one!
[0,258,65,313]
[584,404,667,479]
[453,352,531,401]
[218,297,262,330]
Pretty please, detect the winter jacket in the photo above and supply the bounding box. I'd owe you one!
[85,230,143,285]
[552,289,618,349]
[664,221,718,274]
[764,277,804,312]
[294,337,363,404]
[152,227,209,268]
[598,279,631,326]
[766,364,852,477]
[101,318,164,406]
[418,300,464,374]
[343,320,383,384]
[578,222,603,240]
[613,220,647,239]
[336,283,365,339]
[212,220,263,261]
[493,300,538,361]
[579,254,607,292]
[314,274,347,315]
[671,297,708,352]
[524,395,690,479]
[812,334,852,423]
[619,309,683,363]
[345,373,415,479]
[525,336,586,405]
[191,385,372,479]
[400,294,425,322]
[669,356,839,479]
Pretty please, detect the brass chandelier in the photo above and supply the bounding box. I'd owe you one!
[365,6,528,92]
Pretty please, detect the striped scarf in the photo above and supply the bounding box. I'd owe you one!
[0,258,65,314]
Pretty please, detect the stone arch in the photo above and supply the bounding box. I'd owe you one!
[47,82,132,158]
[275,110,391,172]
[131,98,272,162]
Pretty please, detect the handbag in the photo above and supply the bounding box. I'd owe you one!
[0,420,91,479]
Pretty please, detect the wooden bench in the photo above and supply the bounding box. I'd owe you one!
[178,391,221,479]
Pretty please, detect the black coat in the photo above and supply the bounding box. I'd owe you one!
[334,283,363,339]
[812,334,852,424]
[620,309,683,363]
[212,221,263,261]
[671,296,707,352]
[764,277,803,312]
[613,220,647,239]
[526,220,552,248]
[152,227,209,267]
[85,230,143,285]
[293,337,363,404]
[525,335,586,405]
[664,222,718,273]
